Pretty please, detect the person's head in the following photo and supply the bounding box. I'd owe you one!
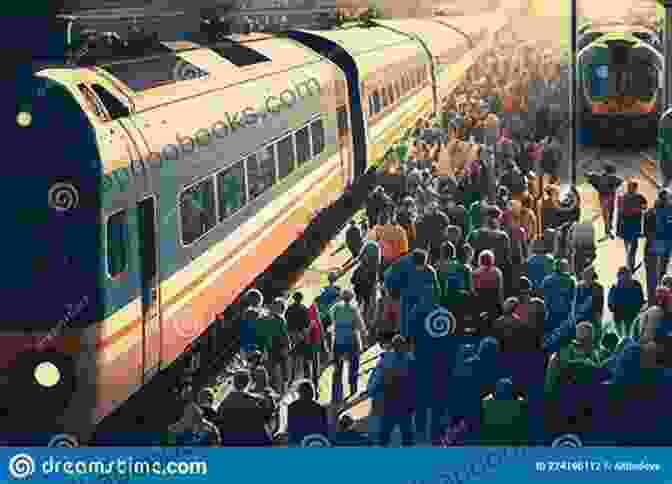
[462,244,474,265]
[412,249,428,268]
[503,297,519,315]
[244,288,264,308]
[296,379,316,401]
[441,241,456,260]
[328,272,338,285]
[494,377,514,400]
[252,367,269,388]
[391,334,407,353]
[271,297,287,316]
[292,292,304,304]
[575,321,593,350]
[603,163,616,175]
[627,179,638,193]
[518,276,531,297]
[197,388,215,408]
[233,370,251,391]
[479,249,495,268]
[341,288,355,304]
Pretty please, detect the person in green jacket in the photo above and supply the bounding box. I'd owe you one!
[256,298,291,393]
[545,321,601,396]
[436,241,472,309]
[480,377,528,445]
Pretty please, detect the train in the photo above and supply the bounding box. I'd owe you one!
[577,20,663,146]
[4,10,512,444]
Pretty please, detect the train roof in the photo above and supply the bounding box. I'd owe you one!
[36,37,339,176]
[294,26,428,80]
[372,19,469,63]
[38,36,329,115]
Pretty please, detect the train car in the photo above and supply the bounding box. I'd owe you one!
[2,11,513,444]
[577,25,663,146]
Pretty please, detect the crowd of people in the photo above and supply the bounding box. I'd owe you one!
[166,37,672,447]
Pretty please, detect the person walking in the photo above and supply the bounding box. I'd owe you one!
[616,180,647,271]
[329,289,368,404]
[586,164,623,241]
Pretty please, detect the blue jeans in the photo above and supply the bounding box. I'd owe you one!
[378,413,415,446]
[332,344,360,404]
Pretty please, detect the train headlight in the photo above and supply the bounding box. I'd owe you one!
[16,112,32,127]
[34,362,60,388]
[11,351,76,417]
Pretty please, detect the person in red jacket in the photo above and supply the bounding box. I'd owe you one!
[305,300,323,389]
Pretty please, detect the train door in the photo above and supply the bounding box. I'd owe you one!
[137,195,162,381]
[336,104,354,185]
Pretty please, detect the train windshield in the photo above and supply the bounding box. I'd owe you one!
[589,63,656,99]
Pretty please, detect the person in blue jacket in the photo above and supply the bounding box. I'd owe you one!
[541,258,577,334]
[367,335,416,446]
[608,266,645,339]
[385,250,440,339]
[407,299,459,444]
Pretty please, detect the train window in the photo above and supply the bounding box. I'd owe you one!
[310,118,325,157]
[395,81,401,100]
[180,178,216,245]
[102,56,208,92]
[212,41,271,67]
[373,90,381,114]
[381,88,387,109]
[368,95,375,116]
[90,84,130,119]
[217,160,247,222]
[107,210,128,278]
[295,126,310,165]
[77,84,106,120]
[337,106,349,136]
[277,135,295,177]
[247,147,275,200]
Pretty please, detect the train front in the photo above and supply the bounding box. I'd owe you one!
[0,73,103,444]
[578,34,662,146]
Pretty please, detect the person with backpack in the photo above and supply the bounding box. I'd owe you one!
[586,164,624,241]
[367,335,416,446]
[315,272,342,356]
[329,289,368,404]
[286,292,312,382]
[608,266,645,340]
[345,220,364,260]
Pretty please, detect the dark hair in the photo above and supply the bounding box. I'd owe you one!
[297,381,315,400]
[604,164,616,174]
[233,370,250,390]
[391,334,407,352]
[412,249,428,266]
[293,292,304,302]
[442,241,456,259]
